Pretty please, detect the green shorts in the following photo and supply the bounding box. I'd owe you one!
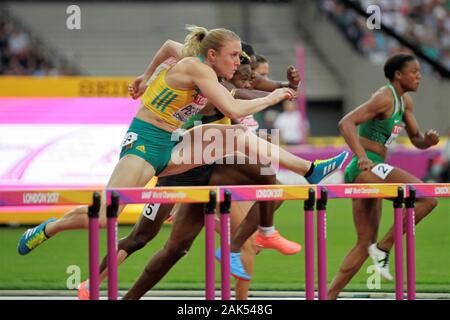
[344,151,385,183]
[119,117,177,175]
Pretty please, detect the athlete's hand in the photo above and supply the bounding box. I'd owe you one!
[357,157,374,171]
[424,129,439,147]
[128,74,149,100]
[268,87,297,105]
[286,66,301,90]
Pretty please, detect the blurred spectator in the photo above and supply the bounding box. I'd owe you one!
[319,0,450,74]
[273,100,305,145]
[262,109,280,131]
[0,17,72,76]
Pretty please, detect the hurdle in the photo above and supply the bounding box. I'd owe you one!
[2,183,448,300]
[216,183,444,300]
[316,183,450,300]
[317,184,407,299]
[105,187,220,300]
[404,183,450,300]
[219,190,232,300]
[0,188,103,299]
[217,185,316,300]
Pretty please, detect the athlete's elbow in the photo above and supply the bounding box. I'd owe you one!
[222,107,241,120]
[338,119,347,133]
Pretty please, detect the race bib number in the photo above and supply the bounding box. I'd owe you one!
[385,123,404,146]
[371,163,395,180]
[121,132,138,147]
[142,203,161,221]
[172,93,208,123]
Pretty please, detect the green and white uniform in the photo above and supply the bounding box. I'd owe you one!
[344,83,405,183]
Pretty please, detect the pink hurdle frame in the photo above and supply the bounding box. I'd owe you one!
[405,187,416,300]
[87,192,101,300]
[219,190,232,300]
[204,190,217,300]
[393,187,405,300]
[304,188,316,300]
[106,191,119,300]
[316,188,328,300]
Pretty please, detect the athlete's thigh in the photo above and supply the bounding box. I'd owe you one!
[161,124,244,176]
[107,154,156,188]
[351,198,382,242]
[229,201,255,232]
[102,155,156,216]
[129,203,175,238]
[168,203,205,244]
[355,166,422,184]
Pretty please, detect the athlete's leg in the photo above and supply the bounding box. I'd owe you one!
[18,155,156,255]
[327,197,382,300]
[123,203,205,300]
[209,157,278,252]
[328,166,438,299]
[364,168,438,252]
[211,162,290,254]
[46,155,156,236]
[228,201,259,300]
[97,204,175,282]
[160,124,347,184]
[81,165,215,298]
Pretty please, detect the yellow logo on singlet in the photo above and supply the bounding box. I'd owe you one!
[136,145,146,153]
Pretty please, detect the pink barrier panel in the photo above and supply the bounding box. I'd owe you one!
[324,184,402,199]
[407,183,450,198]
[0,189,100,206]
[106,187,212,204]
[218,185,313,201]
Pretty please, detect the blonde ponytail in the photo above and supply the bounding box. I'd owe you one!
[182,25,208,57]
[182,24,240,58]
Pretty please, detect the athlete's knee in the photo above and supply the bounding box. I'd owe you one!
[119,234,151,254]
[417,197,438,213]
[427,197,438,211]
[164,238,193,260]
[339,244,369,274]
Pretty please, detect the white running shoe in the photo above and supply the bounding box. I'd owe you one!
[368,243,393,281]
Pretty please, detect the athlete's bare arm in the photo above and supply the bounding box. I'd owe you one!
[129,40,183,99]
[182,59,295,119]
[403,94,440,149]
[252,66,301,91]
[221,80,269,100]
[338,91,393,170]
